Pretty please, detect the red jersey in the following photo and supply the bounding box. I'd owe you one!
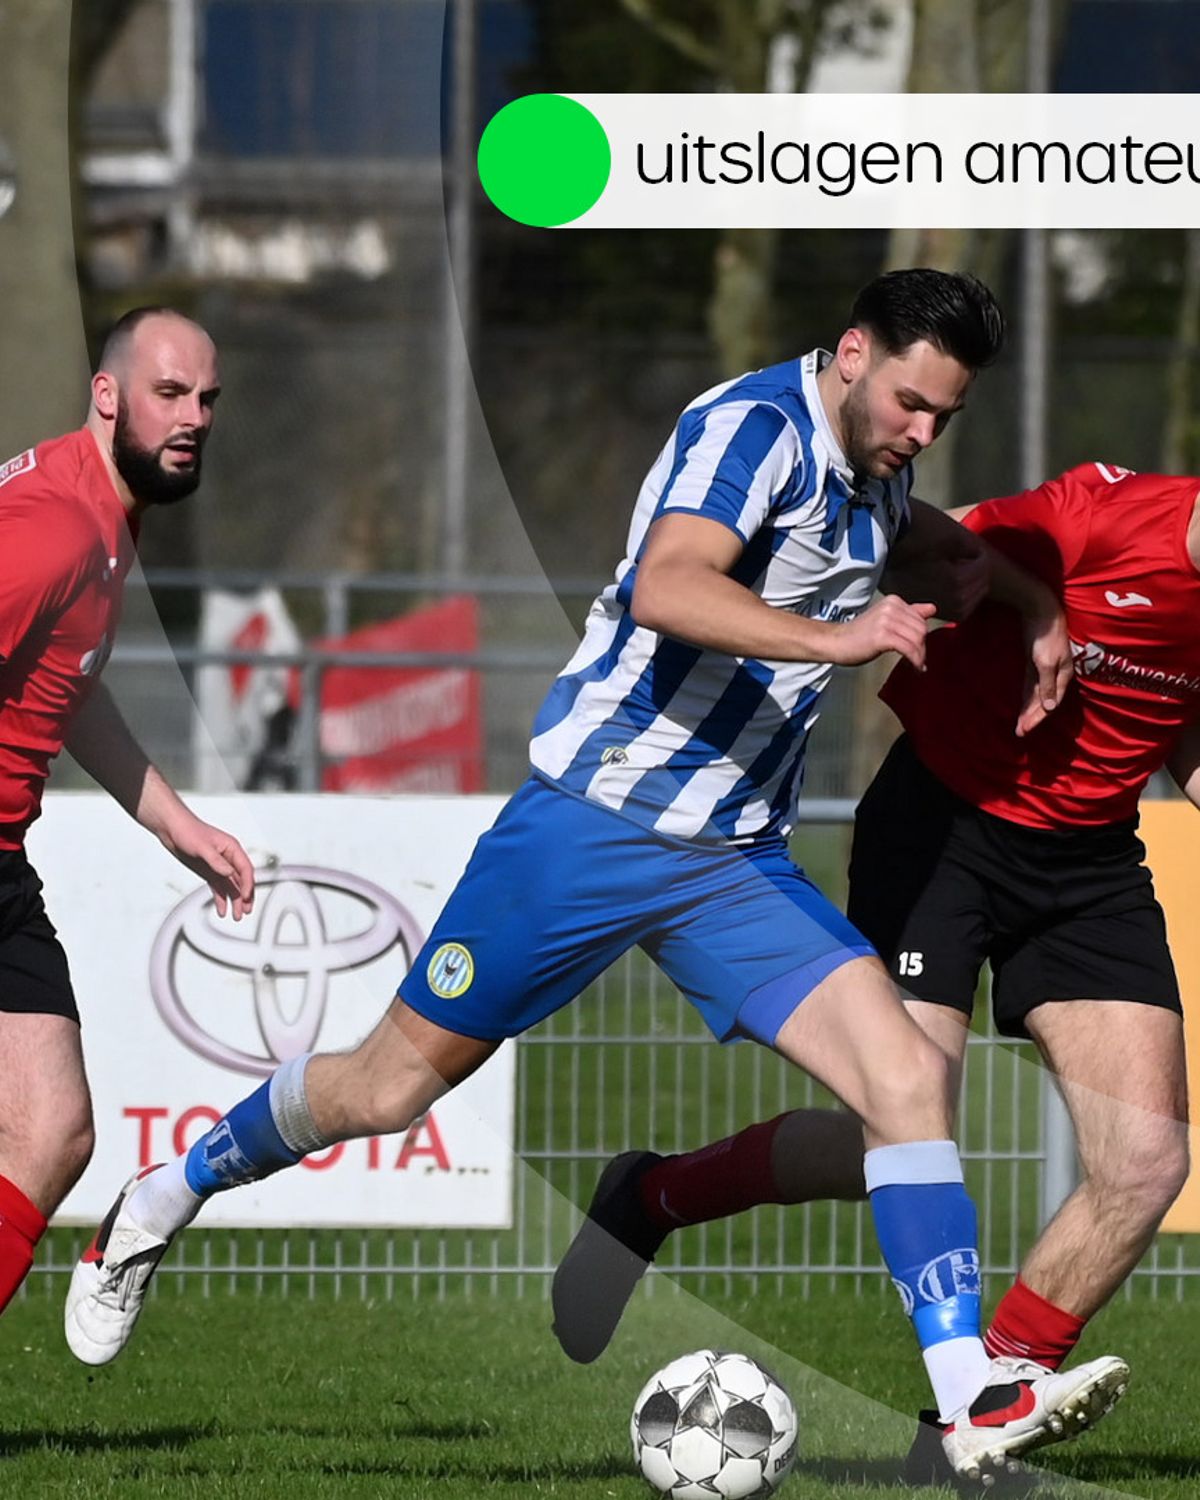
[0,429,137,848]
[882,463,1200,829]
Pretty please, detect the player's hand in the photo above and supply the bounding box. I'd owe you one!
[1016,605,1073,737]
[828,596,937,672]
[159,812,256,919]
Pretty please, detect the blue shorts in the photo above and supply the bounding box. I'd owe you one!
[399,777,875,1046]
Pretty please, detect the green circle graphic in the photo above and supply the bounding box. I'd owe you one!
[478,94,610,228]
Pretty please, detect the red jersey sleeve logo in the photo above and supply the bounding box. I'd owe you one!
[0,449,35,489]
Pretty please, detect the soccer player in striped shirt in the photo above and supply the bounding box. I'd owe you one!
[67,270,1124,1482]
[556,459,1195,1477]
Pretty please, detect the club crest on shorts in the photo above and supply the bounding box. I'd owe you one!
[427,941,474,999]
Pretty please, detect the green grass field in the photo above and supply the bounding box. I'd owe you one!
[3,1273,1197,1498]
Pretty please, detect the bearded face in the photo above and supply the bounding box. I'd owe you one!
[835,340,973,482]
[112,393,204,507]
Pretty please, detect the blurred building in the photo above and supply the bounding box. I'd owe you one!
[78,0,554,794]
[81,0,530,580]
[75,0,1200,802]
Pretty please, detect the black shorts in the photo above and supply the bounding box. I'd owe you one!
[847,735,1182,1039]
[0,850,78,1022]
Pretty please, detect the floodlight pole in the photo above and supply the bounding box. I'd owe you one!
[1023,0,1077,1229]
[442,0,477,580]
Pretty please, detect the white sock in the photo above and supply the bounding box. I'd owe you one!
[925,1336,992,1422]
[269,1053,327,1153]
[127,1158,202,1239]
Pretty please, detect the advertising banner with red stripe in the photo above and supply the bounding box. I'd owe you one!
[314,594,483,794]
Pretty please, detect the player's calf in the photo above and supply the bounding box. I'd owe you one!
[1095,1132,1190,1237]
[301,1001,498,1140]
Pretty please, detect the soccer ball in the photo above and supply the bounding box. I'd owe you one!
[630,1349,798,1498]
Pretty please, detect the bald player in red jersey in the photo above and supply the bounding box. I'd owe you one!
[554,460,1194,1428]
[0,306,254,1320]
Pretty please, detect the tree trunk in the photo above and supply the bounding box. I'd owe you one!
[1162,229,1200,475]
[617,0,878,377]
[709,227,782,376]
[909,0,981,91]
[0,0,89,455]
[703,4,828,376]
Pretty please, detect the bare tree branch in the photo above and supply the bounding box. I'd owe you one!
[1163,229,1200,474]
[73,0,146,86]
[617,0,723,74]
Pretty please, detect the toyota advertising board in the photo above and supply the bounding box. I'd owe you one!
[28,793,514,1229]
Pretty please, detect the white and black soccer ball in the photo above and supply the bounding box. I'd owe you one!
[630,1349,798,1498]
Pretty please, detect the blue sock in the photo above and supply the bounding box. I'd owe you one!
[184,1066,311,1197]
[183,1056,325,1194]
[866,1140,990,1418]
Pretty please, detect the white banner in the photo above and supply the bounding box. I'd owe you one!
[563,93,1200,229]
[193,588,300,792]
[28,793,515,1229]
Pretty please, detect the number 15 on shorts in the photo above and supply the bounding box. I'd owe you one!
[898,951,924,976]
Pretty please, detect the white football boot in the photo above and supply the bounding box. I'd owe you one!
[942,1352,1130,1484]
[64,1167,174,1366]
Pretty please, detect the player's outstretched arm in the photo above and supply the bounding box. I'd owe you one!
[66,682,254,919]
[889,498,1072,734]
[981,548,1073,737]
[632,513,933,670]
[881,497,990,621]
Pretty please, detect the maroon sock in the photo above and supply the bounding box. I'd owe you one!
[638,1114,789,1230]
[985,1276,1086,1371]
[0,1175,47,1314]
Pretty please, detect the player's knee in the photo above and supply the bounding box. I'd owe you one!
[860,1037,952,1140]
[1132,1133,1190,1218]
[58,1114,95,1190]
[1094,1127,1189,1224]
[1155,1139,1191,1215]
[43,1091,95,1184]
[0,1102,94,1204]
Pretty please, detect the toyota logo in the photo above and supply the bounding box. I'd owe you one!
[149,865,425,1076]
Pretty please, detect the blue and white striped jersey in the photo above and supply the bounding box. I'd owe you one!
[529,350,913,845]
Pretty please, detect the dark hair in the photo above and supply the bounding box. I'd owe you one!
[96,305,196,372]
[849,269,1005,371]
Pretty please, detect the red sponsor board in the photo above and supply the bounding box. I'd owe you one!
[312,595,483,793]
